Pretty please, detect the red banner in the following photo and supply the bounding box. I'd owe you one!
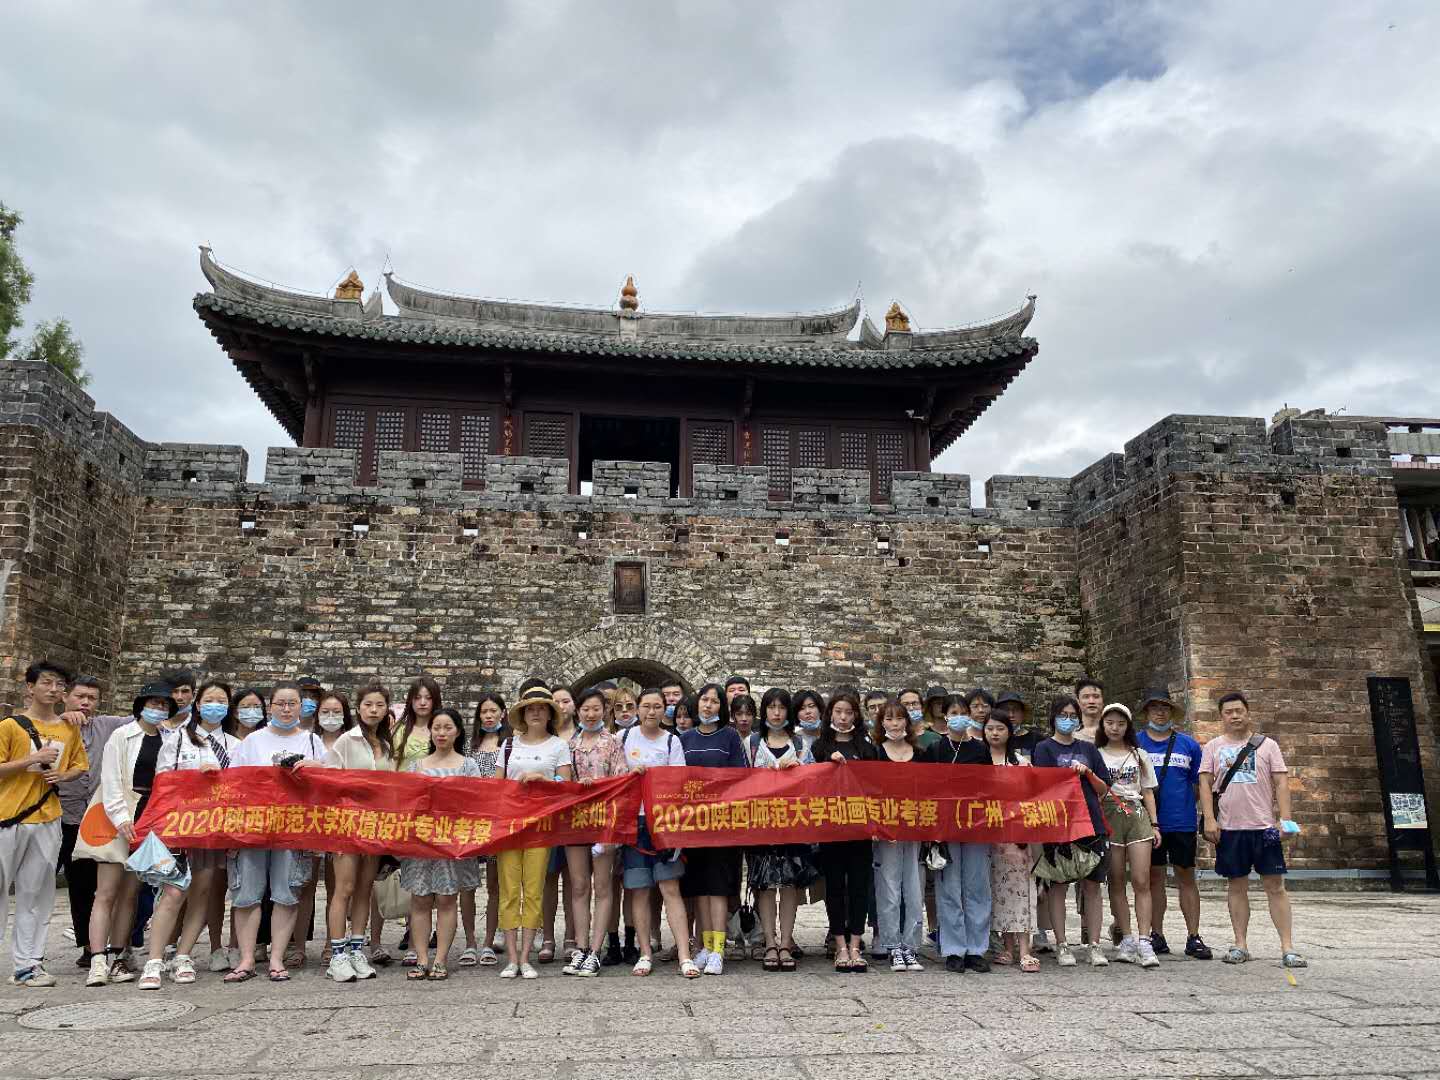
[133,762,1090,858]
[135,768,639,858]
[642,763,1090,848]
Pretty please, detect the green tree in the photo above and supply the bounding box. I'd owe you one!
[0,200,90,387]
[0,202,35,358]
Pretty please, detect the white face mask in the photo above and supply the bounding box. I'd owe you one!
[317,712,346,732]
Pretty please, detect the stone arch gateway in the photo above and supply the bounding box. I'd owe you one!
[529,619,728,694]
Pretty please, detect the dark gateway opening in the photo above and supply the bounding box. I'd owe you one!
[579,414,680,496]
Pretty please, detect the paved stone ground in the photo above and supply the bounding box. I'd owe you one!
[4,886,1440,1079]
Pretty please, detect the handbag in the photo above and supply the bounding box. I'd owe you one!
[373,863,412,920]
[72,785,137,864]
[922,841,949,871]
[126,831,191,891]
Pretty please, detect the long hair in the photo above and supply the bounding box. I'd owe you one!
[1048,695,1081,733]
[317,690,356,737]
[1095,707,1138,751]
[187,680,231,748]
[984,708,1020,764]
[814,688,873,759]
[353,681,395,758]
[877,698,917,748]
[430,707,468,755]
[759,687,793,730]
[393,675,443,764]
[472,691,510,744]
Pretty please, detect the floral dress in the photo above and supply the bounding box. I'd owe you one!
[464,744,502,868]
[399,758,483,896]
[989,759,1036,933]
[568,730,627,783]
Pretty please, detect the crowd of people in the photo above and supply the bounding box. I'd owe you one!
[0,658,1308,990]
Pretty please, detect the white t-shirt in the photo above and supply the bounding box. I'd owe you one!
[620,727,686,770]
[502,735,572,781]
[231,727,324,768]
[1098,745,1158,805]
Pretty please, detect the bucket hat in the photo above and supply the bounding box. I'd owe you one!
[131,681,178,719]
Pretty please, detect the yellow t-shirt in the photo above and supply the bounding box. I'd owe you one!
[0,714,88,825]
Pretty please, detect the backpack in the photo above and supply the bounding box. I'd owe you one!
[0,715,62,829]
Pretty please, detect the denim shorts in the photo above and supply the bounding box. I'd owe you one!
[228,848,309,907]
[621,820,685,890]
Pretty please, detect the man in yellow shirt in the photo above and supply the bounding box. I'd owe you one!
[0,659,89,987]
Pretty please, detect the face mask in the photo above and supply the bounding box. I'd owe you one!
[799,717,821,732]
[665,704,676,720]
[615,713,637,728]
[236,706,264,728]
[270,712,301,732]
[1054,717,1079,735]
[831,721,854,734]
[579,716,606,733]
[175,703,192,717]
[140,706,169,726]
[884,729,908,742]
[198,702,229,725]
[946,716,968,734]
[906,708,923,724]
[300,699,318,719]
[1148,717,1173,733]
[317,713,346,732]
[697,714,718,727]
[765,717,789,731]
[966,718,986,731]
[480,719,502,732]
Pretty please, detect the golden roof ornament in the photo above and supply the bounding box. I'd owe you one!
[884,301,911,333]
[619,275,639,312]
[334,270,364,301]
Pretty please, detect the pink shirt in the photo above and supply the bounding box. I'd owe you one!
[568,730,627,782]
[1200,734,1287,831]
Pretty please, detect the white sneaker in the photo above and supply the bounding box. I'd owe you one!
[499,962,519,979]
[349,948,377,980]
[904,947,925,972]
[208,950,232,973]
[1089,944,1110,967]
[1137,937,1160,969]
[519,962,539,980]
[86,954,110,987]
[63,928,77,943]
[703,951,724,975]
[1056,944,1077,967]
[171,954,196,984]
[326,951,356,983]
[138,959,165,990]
[693,947,712,970]
[11,965,57,987]
[1114,935,1140,964]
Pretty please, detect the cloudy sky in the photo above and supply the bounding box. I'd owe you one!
[4,1,1438,491]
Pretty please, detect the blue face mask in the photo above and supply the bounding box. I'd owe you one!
[300,699,318,719]
[799,716,821,732]
[175,703,191,716]
[906,708,923,724]
[1147,717,1173,733]
[966,718,986,731]
[140,706,169,726]
[579,716,606,733]
[664,704,677,720]
[1054,716,1079,735]
[614,713,637,728]
[236,706,264,728]
[946,716,968,735]
[269,712,301,731]
[765,717,789,731]
[198,702,229,725]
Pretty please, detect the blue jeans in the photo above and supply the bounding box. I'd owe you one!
[938,842,992,958]
[873,840,922,951]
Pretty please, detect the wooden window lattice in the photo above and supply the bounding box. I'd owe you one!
[761,427,791,500]
[458,414,492,484]
[523,412,570,459]
[418,411,452,453]
[873,430,905,503]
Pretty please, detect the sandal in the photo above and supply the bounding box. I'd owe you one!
[750,941,768,962]
[678,958,700,978]
[223,967,257,984]
[992,951,1015,966]
[851,954,869,973]
[428,965,449,980]
[267,967,291,982]
[537,941,556,964]
[762,946,780,972]
[779,948,796,972]
[478,947,498,966]
[457,948,478,967]
[834,954,850,973]
[401,951,418,967]
[631,956,653,977]
[1281,952,1308,969]
[284,946,304,969]
[370,947,393,966]
[406,966,430,980]
[1222,947,1251,964]
[785,941,804,958]
[1020,954,1041,973]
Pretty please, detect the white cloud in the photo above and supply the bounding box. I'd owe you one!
[1,0,1437,493]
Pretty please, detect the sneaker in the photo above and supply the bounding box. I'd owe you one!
[326,951,357,983]
[86,953,111,987]
[12,965,57,987]
[492,930,505,950]
[1137,937,1160,969]
[575,951,601,978]
[890,947,908,972]
[1114,936,1140,964]
[964,954,990,973]
[400,951,418,967]
[75,950,93,968]
[478,947,498,967]
[562,949,585,975]
[693,947,712,970]
[109,956,137,984]
[499,962,519,979]
[63,927,77,943]
[138,959,165,990]
[349,948,376,980]
[904,947,925,972]
[1151,931,1171,956]
[1088,944,1109,967]
[171,954,197,984]
[1184,934,1213,960]
[1057,945,1077,968]
[926,928,940,948]
[944,955,966,973]
[519,962,539,980]
[208,950,232,973]
[703,951,724,976]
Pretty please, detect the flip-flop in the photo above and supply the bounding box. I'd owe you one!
[406,966,430,981]
[223,967,257,984]
[268,968,291,982]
